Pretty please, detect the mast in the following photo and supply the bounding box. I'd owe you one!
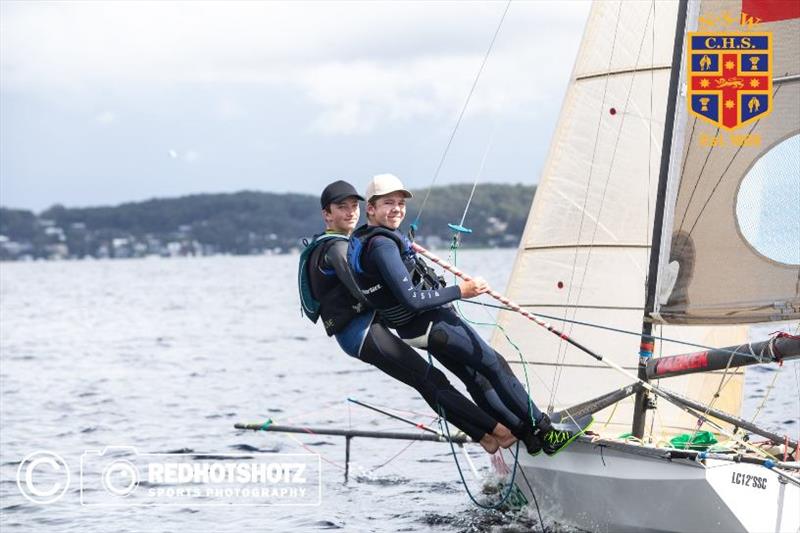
[631,0,689,438]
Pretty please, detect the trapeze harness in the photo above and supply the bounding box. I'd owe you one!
[299,232,373,356]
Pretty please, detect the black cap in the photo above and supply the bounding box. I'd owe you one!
[320,180,364,209]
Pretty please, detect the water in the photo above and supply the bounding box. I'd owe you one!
[1,250,797,532]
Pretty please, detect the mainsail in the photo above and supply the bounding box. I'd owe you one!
[652,0,800,325]
[490,0,767,437]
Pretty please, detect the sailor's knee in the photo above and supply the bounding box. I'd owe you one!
[428,327,449,349]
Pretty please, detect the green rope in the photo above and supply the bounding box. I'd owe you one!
[450,243,538,429]
[259,419,273,431]
[438,404,522,511]
[433,239,546,529]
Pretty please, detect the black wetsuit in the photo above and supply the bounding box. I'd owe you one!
[307,235,496,441]
[348,225,544,438]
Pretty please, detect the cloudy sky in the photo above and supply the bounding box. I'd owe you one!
[0,1,591,212]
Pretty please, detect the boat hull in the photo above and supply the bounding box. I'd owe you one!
[504,438,799,533]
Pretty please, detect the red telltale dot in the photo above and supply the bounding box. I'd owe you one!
[609,108,617,115]
[557,281,564,289]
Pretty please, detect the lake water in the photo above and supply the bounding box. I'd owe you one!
[1,250,797,532]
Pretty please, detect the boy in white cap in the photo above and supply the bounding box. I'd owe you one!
[347,174,591,456]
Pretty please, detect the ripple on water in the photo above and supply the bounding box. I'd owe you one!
[354,473,410,486]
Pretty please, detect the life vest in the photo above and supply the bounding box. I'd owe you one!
[298,233,364,336]
[347,224,445,326]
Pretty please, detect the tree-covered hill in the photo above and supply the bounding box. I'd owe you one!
[0,183,535,259]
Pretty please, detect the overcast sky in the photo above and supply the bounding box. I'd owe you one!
[0,1,591,212]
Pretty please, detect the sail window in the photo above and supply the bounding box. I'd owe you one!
[735,134,800,266]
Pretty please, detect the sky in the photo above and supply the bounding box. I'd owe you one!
[0,1,592,212]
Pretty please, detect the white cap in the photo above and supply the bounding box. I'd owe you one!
[365,173,413,202]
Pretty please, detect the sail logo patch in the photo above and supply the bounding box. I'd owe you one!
[686,32,772,130]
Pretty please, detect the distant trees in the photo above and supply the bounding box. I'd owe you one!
[0,184,536,260]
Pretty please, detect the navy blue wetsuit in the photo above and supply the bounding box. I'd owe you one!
[310,239,497,441]
[350,227,543,436]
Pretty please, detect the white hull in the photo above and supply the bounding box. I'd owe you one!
[504,438,799,533]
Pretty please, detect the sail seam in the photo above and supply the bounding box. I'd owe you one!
[524,243,650,250]
[575,65,671,82]
[518,304,644,310]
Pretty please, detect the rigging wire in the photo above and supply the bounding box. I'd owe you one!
[458,298,792,364]
[411,0,512,230]
[672,83,783,262]
[749,367,782,424]
[454,119,499,240]
[689,342,740,442]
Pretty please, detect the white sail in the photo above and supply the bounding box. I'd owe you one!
[491,0,747,438]
[652,0,800,325]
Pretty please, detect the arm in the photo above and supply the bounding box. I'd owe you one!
[326,240,370,306]
[368,236,461,312]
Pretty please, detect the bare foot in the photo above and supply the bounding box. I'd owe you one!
[492,423,517,448]
[479,433,500,454]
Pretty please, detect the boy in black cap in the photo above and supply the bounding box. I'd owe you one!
[299,180,516,453]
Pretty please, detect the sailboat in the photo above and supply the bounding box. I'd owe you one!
[487,1,800,531]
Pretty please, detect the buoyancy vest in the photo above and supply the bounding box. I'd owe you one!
[347,224,445,326]
[298,233,365,336]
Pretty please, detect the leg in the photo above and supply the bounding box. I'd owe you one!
[431,353,519,448]
[358,322,499,448]
[420,309,589,455]
[403,308,544,435]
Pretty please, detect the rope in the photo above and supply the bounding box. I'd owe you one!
[689,343,738,442]
[439,405,522,511]
[749,333,798,425]
[458,298,790,364]
[424,241,535,514]
[369,440,418,472]
[448,242,550,417]
[412,0,512,230]
[749,369,781,424]
[258,419,348,470]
